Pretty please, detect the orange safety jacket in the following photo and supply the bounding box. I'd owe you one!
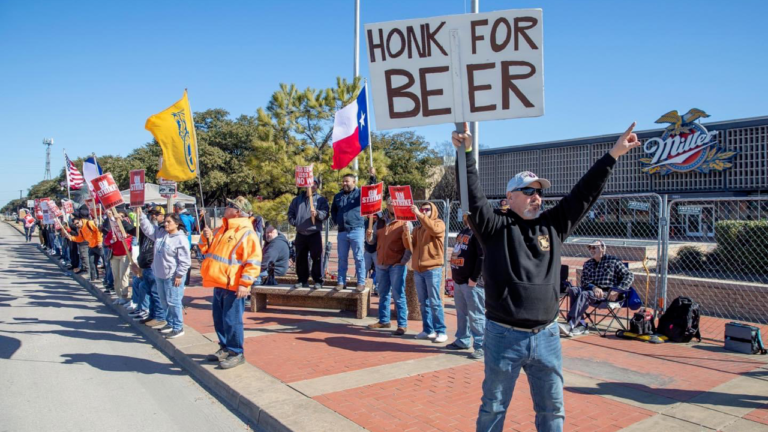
[199,217,262,291]
[70,220,103,248]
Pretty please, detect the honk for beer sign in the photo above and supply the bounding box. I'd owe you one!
[640,109,737,175]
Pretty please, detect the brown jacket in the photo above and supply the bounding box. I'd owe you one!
[375,216,411,266]
[406,202,445,272]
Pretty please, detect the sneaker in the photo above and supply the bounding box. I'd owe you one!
[415,331,437,340]
[434,334,448,343]
[558,323,573,337]
[393,327,407,336]
[219,353,244,369]
[207,349,229,362]
[367,322,392,330]
[469,349,484,360]
[111,298,122,305]
[159,325,174,334]
[125,304,137,312]
[293,282,308,289]
[334,284,344,291]
[128,309,144,316]
[164,329,184,339]
[139,316,154,324]
[355,284,366,292]
[445,342,470,351]
[132,312,149,322]
[313,283,323,290]
[571,324,588,336]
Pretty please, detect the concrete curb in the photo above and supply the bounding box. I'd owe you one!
[6,222,366,432]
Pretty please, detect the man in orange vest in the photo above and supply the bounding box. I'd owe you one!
[200,196,262,370]
[62,216,104,282]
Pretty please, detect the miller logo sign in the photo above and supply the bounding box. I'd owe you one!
[640,109,737,175]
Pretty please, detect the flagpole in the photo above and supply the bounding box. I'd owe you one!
[352,0,360,178]
[63,149,71,201]
[185,88,207,231]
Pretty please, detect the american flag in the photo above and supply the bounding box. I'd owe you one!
[65,153,84,189]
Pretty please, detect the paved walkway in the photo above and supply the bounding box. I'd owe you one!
[8,220,768,432]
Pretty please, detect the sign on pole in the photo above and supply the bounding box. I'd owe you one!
[34,199,43,220]
[388,186,416,221]
[361,182,384,216]
[90,173,125,210]
[48,201,63,218]
[62,200,74,215]
[628,202,650,212]
[129,169,146,207]
[366,9,544,130]
[108,215,126,242]
[678,206,702,216]
[40,200,53,224]
[295,166,314,188]
[158,179,177,199]
[26,200,35,208]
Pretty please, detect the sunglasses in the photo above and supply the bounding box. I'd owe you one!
[226,203,239,210]
[513,187,544,197]
[420,207,432,213]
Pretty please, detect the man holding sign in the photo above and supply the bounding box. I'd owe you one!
[453,123,642,431]
[288,177,329,289]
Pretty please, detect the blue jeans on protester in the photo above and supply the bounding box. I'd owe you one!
[375,264,408,328]
[364,251,377,287]
[337,228,365,286]
[476,320,564,432]
[414,268,446,335]
[155,276,185,331]
[212,287,245,355]
[454,282,486,350]
[141,268,163,320]
[131,275,150,312]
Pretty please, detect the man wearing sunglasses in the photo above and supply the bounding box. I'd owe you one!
[453,122,642,432]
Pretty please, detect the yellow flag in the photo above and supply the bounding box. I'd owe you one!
[145,90,198,181]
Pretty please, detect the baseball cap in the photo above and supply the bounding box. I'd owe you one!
[150,206,165,216]
[226,196,253,213]
[506,171,552,193]
[173,202,184,209]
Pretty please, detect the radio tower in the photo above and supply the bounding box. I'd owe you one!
[43,138,54,180]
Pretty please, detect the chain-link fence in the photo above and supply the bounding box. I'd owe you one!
[662,197,768,325]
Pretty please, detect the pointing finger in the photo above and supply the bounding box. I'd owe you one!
[620,122,637,141]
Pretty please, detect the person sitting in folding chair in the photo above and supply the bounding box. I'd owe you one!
[559,240,634,337]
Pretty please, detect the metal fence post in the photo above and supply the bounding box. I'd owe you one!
[658,194,670,312]
[442,199,451,283]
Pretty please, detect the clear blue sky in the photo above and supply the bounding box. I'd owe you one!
[1,0,766,207]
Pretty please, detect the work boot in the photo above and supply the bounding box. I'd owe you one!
[367,322,392,330]
[219,353,245,370]
[334,284,344,291]
[355,284,366,292]
[392,327,407,336]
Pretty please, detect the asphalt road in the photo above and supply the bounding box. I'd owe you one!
[0,222,252,432]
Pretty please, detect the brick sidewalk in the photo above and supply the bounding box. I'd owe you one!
[180,276,768,432]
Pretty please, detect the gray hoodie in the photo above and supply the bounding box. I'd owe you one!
[139,214,191,279]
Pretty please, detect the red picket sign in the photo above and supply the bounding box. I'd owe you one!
[34,199,43,220]
[62,200,74,215]
[129,169,146,207]
[361,182,383,216]
[48,201,63,218]
[295,165,314,188]
[90,173,124,210]
[54,218,62,231]
[387,186,416,221]
[108,216,126,242]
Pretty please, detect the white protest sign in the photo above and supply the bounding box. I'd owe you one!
[366,9,543,130]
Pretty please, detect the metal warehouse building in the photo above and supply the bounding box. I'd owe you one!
[478,116,768,199]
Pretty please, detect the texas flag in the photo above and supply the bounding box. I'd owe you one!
[331,84,370,170]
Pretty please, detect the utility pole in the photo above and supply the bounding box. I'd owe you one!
[43,138,54,180]
[352,0,360,178]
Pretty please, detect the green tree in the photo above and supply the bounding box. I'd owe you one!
[376,131,440,194]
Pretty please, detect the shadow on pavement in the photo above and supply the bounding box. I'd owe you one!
[61,353,184,375]
[0,334,21,358]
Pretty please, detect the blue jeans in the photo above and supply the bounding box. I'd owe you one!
[155,276,185,331]
[414,268,446,335]
[131,275,150,311]
[141,268,163,320]
[337,228,365,285]
[476,321,564,432]
[375,264,408,328]
[454,282,486,350]
[212,287,245,355]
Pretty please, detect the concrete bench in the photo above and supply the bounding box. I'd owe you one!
[250,285,371,319]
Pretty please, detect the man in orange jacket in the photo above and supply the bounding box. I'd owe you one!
[62,217,104,282]
[200,196,262,370]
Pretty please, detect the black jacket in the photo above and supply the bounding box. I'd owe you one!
[127,223,155,269]
[450,226,483,285]
[262,232,290,276]
[331,174,376,232]
[288,192,329,235]
[460,151,615,328]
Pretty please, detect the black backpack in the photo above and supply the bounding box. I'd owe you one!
[657,296,702,343]
[629,308,656,336]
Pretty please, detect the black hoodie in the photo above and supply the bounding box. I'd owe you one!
[459,150,615,329]
[126,223,155,269]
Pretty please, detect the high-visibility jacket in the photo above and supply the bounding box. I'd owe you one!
[70,220,103,248]
[199,217,262,291]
